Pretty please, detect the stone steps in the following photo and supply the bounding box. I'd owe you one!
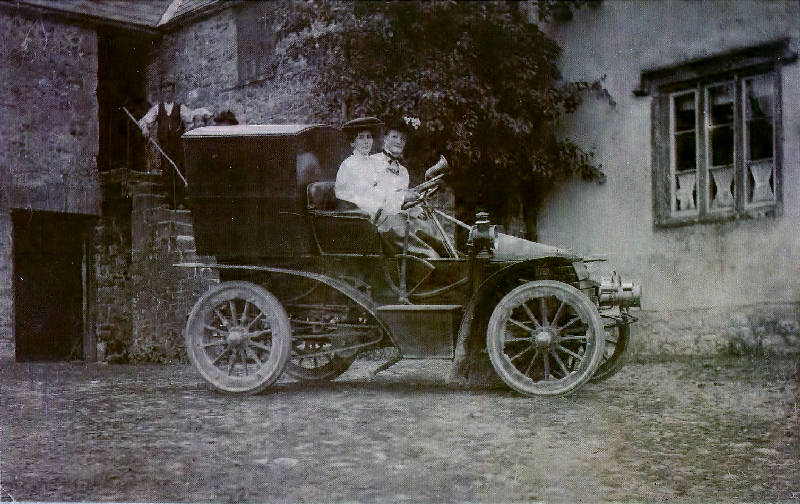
[132,173,215,267]
[155,220,193,242]
[148,206,194,226]
[132,192,167,210]
[128,169,164,184]
[175,234,197,261]
[133,180,163,194]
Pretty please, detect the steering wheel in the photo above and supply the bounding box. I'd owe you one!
[402,173,445,210]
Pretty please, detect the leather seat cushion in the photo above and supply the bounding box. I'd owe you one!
[307,181,360,212]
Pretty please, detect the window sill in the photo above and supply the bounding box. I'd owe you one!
[655,205,780,228]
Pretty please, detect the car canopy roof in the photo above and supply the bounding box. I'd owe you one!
[183,123,345,260]
[182,124,329,138]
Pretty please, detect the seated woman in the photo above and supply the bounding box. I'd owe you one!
[335,117,443,258]
[334,116,390,218]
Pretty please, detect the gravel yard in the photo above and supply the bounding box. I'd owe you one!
[0,355,798,503]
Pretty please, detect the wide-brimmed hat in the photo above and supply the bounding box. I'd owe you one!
[383,116,413,136]
[341,116,383,136]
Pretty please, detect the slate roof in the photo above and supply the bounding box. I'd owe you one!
[0,0,227,30]
[166,0,221,24]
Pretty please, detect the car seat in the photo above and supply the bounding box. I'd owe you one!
[306,181,383,254]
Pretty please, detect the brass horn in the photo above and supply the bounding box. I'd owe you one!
[425,155,449,180]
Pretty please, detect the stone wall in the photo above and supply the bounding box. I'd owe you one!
[89,166,221,364]
[88,169,219,363]
[0,7,225,361]
[93,171,133,362]
[632,304,800,356]
[146,5,315,124]
[0,9,101,353]
[126,173,218,363]
[93,215,133,362]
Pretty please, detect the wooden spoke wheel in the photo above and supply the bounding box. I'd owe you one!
[284,337,355,382]
[486,280,605,396]
[282,305,363,383]
[590,321,631,383]
[185,281,291,394]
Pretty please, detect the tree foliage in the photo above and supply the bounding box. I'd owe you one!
[272,1,608,231]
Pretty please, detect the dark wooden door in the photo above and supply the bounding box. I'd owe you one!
[12,210,93,361]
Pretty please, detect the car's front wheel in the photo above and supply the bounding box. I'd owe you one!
[590,321,631,383]
[486,280,605,396]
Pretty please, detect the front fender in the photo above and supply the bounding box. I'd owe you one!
[492,232,580,262]
[448,257,581,385]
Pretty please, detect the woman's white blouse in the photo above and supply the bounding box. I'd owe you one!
[334,152,409,220]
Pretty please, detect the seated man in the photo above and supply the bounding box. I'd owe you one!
[335,117,443,258]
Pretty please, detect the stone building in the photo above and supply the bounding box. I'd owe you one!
[1,0,797,361]
[2,0,110,360]
[0,0,287,362]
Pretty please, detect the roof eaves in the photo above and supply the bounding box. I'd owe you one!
[157,0,240,30]
[0,0,161,34]
[157,0,182,26]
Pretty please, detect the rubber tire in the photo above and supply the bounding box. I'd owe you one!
[285,352,356,382]
[185,281,291,394]
[486,280,605,396]
[590,322,631,383]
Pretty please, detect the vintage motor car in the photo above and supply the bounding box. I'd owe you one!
[178,123,640,396]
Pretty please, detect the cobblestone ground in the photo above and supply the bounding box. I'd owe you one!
[0,355,797,503]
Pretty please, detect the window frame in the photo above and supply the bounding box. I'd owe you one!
[235,3,277,86]
[703,79,736,217]
[638,40,794,227]
[668,88,700,218]
[741,73,780,212]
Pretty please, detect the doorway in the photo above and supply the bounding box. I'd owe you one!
[97,29,149,172]
[12,210,96,361]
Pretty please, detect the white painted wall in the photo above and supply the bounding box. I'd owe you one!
[538,0,800,311]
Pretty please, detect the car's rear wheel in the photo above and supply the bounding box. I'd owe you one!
[276,280,380,383]
[185,281,291,394]
[590,321,630,383]
[486,280,605,396]
[285,337,356,382]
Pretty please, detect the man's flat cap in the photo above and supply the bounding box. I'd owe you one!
[341,116,383,132]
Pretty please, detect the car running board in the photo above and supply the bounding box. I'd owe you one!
[371,352,402,377]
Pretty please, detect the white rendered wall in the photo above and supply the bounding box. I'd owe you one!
[538,0,800,314]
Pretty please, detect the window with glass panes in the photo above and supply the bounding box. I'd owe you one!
[666,72,777,221]
[743,75,777,208]
[639,42,791,227]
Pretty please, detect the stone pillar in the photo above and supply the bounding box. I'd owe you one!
[128,171,166,257]
[125,170,217,363]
